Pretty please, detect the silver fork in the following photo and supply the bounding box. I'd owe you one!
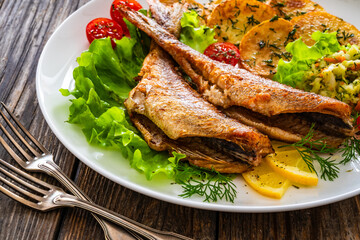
[0,103,192,240]
[0,103,140,240]
[0,158,191,240]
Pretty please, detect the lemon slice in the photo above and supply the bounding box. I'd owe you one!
[266,141,318,186]
[242,160,291,199]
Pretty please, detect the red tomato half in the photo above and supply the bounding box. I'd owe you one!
[86,18,123,47]
[111,0,143,37]
[204,42,241,66]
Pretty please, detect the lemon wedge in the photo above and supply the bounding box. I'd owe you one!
[242,160,291,199]
[266,141,318,186]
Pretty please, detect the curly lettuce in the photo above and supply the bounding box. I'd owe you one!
[179,11,217,53]
[60,20,184,180]
[273,31,341,88]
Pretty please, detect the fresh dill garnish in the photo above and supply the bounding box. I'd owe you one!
[174,162,237,203]
[279,124,339,181]
[340,113,360,165]
[339,137,360,165]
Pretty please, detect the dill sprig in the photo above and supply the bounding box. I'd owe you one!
[174,162,237,203]
[340,113,360,165]
[339,137,360,165]
[279,124,339,181]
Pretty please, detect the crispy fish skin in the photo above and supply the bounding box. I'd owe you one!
[223,106,351,147]
[131,113,253,173]
[125,44,273,168]
[124,1,273,172]
[119,6,354,145]
[119,6,351,120]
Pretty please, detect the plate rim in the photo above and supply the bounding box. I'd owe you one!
[35,0,360,213]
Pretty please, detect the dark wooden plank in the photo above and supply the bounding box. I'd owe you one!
[218,197,360,240]
[1,0,360,239]
[0,0,86,239]
[57,162,218,240]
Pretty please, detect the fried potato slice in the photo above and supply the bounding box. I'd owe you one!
[291,11,360,46]
[203,0,224,17]
[266,0,324,20]
[207,0,276,45]
[185,0,207,19]
[239,18,297,77]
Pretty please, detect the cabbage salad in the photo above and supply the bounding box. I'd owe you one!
[273,31,360,109]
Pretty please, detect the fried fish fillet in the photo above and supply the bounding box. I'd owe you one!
[119,5,355,147]
[124,1,273,172]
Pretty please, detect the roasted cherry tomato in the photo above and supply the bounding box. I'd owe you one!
[110,0,143,37]
[86,18,123,47]
[204,42,241,66]
[356,115,360,130]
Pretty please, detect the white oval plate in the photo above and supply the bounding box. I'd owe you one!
[36,0,360,212]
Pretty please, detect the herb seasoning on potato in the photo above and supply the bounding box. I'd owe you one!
[207,0,275,45]
[240,18,297,77]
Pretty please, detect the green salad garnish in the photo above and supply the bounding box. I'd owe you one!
[273,31,341,88]
[60,20,182,180]
[61,7,360,201]
[273,31,360,181]
[179,10,217,53]
[61,12,237,202]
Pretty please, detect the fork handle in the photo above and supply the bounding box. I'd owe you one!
[38,158,141,240]
[54,194,192,240]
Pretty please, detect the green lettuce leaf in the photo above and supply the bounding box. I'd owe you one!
[273,31,341,87]
[65,90,178,180]
[60,12,239,202]
[179,11,217,53]
[61,23,180,180]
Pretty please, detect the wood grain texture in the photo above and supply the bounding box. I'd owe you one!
[57,163,218,240]
[0,0,87,239]
[1,0,360,239]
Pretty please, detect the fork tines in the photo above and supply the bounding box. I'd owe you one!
[0,158,51,208]
[0,103,48,165]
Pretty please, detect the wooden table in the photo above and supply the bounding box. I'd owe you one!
[1,0,360,239]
